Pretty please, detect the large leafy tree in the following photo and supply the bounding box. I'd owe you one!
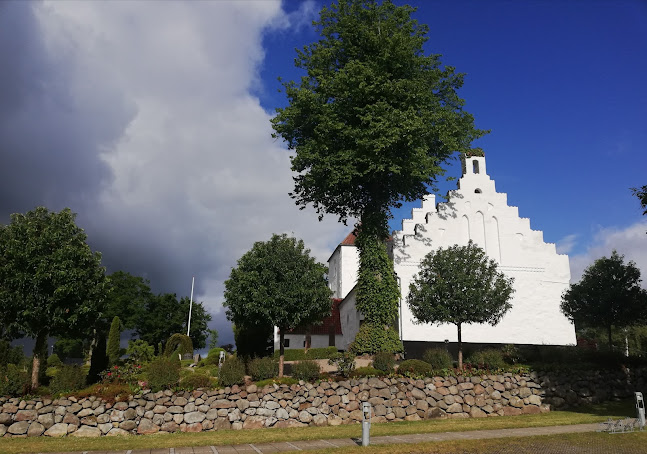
[407,242,514,369]
[0,207,108,388]
[224,234,332,376]
[103,271,152,331]
[271,0,486,342]
[135,293,211,353]
[561,251,647,350]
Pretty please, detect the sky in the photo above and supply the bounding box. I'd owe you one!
[1,0,646,349]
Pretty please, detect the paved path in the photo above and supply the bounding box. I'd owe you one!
[40,423,627,454]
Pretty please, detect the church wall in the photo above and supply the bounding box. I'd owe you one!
[339,288,360,350]
[393,155,576,347]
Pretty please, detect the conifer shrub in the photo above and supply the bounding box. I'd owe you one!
[46,353,62,368]
[107,316,122,366]
[372,352,395,374]
[248,356,278,381]
[422,348,453,370]
[467,349,506,370]
[351,366,383,378]
[146,356,181,391]
[291,360,320,382]
[218,357,245,387]
[397,359,433,377]
[203,347,225,366]
[126,340,155,364]
[49,365,86,394]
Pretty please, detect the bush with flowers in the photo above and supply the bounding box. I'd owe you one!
[99,363,147,393]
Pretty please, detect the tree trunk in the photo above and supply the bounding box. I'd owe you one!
[278,331,285,378]
[31,332,47,390]
[457,323,463,370]
[608,324,613,351]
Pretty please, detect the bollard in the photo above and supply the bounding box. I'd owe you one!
[362,402,371,446]
[636,392,645,430]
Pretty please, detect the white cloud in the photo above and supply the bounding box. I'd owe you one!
[556,233,578,255]
[569,221,647,286]
[29,0,350,341]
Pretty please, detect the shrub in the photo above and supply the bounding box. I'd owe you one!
[107,316,122,366]
[423,348,453,370]
[291,360,320,382]
[126,340,156,364]
[100,363,144,386]
[180,373,213,390]
[397,359,433,377]
[255,377,298,388]
[349,324,403,355]
[218,357,245,387]
[164,333,193,357]
[0,340,25,366]
[372,352,395,374]
[146,357,181,391]
[76,383,131,403]
[248,357,278,381]
[467,349,506,370]
[0,364,30,396]
[203,348,225,366]
[49,365,86,394]
[273,346,338,361]
[328,352,356,378]
[47,353,62,368]
[351,366,383,378]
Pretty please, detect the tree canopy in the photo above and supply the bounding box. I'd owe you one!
[407,242,514,368]
[223,234,332,376]
[135,293,211,353]
[561,250,647,350]
[0,207,108,388]
[271,0,486,238]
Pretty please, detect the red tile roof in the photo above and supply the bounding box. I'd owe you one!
[286,298,342,335]
[340,230,357,245]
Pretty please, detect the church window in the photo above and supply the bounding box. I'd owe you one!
[473,160,480,174]
[284,339,290,348]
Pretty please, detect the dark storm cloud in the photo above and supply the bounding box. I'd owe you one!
[0,2,134,220]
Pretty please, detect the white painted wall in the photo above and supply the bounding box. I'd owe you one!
[393,155,576,345]
[327,245,359,299]
[338,288,361,350]
[273,333,344,351]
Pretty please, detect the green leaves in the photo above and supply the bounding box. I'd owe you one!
[407,242,514,328]
[272,0,487,231]
[223,234,332,333]
[561,250,647,348]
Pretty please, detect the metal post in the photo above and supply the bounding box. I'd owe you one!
[636,392,645,430]
[362,402,371,446]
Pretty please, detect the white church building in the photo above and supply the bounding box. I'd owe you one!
[328,153,576,355]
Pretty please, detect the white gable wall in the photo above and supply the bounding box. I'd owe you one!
[393,155,576,345]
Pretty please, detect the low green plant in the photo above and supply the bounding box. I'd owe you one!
[49,365,86,395]
[291,360,320,381]
[0,364,30,397]
[273,346,338,361]
[254,376,299,388]
[202,347,225,366]
[397,359,433,377]
[146,357,180,391]
[180,373,213,390]
[126,340,156,364]
[351,366,383,378]
[47,353,62,368]
[100,363,144,386]
[467,349,506,370]
[328,352,356,377]
[218,357,245,387]
[372,352,395,374]
[75,383,131,403]
[248,356,278,381]
[423,348,453,370]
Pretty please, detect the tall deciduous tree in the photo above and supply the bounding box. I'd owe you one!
[0,207,107,388]
[135,294,211,353]
[561,251,647,350]
[407,242,514,369]
[271,0,486,343]
[223,234,332,376]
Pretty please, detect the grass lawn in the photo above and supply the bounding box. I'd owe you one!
[0,400,636,453]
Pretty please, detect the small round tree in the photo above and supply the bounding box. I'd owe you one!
[407,241,514,369]
[561,250,647,350]
[224,234,332,376]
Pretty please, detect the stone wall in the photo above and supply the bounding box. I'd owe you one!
[539,367,647,409]
[0,374,545,438]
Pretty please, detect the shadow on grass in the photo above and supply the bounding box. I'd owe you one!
[565,398,635,417]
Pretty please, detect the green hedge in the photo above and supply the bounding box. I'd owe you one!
[397,359,433,377]
[273,346,337,361]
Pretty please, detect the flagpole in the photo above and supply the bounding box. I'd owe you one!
[187,276,194,336]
